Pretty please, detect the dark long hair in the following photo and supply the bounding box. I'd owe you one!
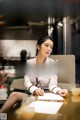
[36,35,54,55]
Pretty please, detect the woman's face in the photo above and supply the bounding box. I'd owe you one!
[37,39,53,57]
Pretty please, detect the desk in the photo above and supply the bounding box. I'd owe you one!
[5,93,80,120]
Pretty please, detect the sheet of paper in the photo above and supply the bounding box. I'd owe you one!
[28,101,63,114]
[38,93,64,101]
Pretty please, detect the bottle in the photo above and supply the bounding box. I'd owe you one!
[0,84,8,100]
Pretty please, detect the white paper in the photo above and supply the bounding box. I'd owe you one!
[28,101,63,114]
[38,93,64,101]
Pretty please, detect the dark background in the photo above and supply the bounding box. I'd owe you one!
[0,0,80,83]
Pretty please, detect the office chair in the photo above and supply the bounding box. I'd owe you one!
[50,55,76,91]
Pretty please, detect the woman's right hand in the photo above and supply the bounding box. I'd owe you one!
[34,88,44,96]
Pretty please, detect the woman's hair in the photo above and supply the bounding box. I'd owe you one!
[36,35,54,55]
[37,35,54,46]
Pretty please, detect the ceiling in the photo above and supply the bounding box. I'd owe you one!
[0,0,80,27]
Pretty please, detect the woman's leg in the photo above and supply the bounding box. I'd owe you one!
[0,92,27,113]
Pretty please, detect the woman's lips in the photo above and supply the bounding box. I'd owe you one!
[46,52,49,54]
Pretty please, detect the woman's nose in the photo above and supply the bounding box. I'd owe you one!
[47,46,51,51]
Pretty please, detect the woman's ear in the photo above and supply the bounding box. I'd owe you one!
[37,45,40,51]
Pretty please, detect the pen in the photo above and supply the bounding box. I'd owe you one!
[36,77,44,96]
[39,81,44,96]
[39,80,42,89]
[35,77,38,86]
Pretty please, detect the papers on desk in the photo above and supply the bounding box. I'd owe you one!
[38,93,64,101]
[25,93,64,115]
[28,101,63,114]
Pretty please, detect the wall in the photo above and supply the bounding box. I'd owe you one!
[0,40,37,58]
[0,26,47,58]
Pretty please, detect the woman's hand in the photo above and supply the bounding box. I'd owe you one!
[34,88,44,96]
[57,89,68,97]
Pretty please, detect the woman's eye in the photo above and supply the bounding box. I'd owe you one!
[44,44,53,49]
[45,45,48,47]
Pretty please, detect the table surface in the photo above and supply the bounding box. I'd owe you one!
[3,92,80,120]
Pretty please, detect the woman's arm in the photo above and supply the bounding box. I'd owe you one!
[24,75,44,96]
[24,75,38,94]
[49,75,68,97]
[49,75,61,93]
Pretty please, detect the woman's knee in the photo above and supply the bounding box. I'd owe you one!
[9,92,27,101]
[9,92,18,98]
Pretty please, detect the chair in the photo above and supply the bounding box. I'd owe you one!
[10,78,26,90]
[11,55,76,91]
[50,55,76,91]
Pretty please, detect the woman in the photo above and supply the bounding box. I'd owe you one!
[24,35,68,96]
[0,35,68,113]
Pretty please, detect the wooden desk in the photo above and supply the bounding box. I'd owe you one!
[6,93,80,120]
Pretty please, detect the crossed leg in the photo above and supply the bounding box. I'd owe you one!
[0,92,27,113]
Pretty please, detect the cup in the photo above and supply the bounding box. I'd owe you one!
[71,84,80,96]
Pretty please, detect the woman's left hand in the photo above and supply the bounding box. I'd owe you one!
[57,89,68,97]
